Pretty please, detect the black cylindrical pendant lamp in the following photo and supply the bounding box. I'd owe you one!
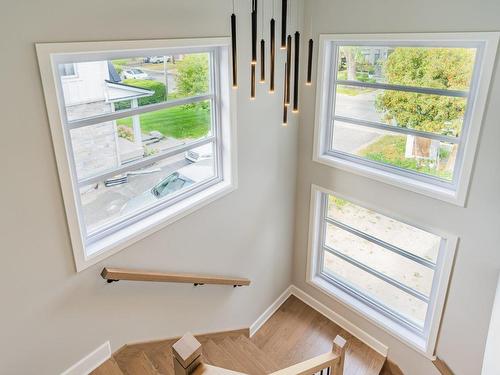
[231,13,237,88]
[306,39,313,85]
[283,62,288,126]
[292,31,300,112]
[270,18,276,93]
[260,39,266,82]
[285,35,292,105]
[251,10,257,65]
[251,64,256,99]
[280,0,287,49]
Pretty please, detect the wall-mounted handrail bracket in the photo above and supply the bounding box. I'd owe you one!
[107,279,119,284]
[194,283,205,287]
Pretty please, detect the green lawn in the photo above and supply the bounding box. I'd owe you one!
[337,86,375,96]
[117,104,210,139]
[358,135,453,180]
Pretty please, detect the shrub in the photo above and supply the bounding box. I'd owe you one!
[114,80,166,110]
[117,125,134,142]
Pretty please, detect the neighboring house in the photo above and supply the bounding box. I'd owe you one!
[60,61,154,180]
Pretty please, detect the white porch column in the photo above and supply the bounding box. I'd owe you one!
[131,98,142,146]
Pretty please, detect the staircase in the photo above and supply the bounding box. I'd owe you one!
[91,296,386,375]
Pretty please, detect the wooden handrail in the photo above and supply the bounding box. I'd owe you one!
[270,335,347,375]
[433,357,454,375]
[101,267,251,287]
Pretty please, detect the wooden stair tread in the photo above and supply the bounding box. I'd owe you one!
[215,337,266,375]
[193,363,246,375]
[232,335,280,373]
[90,357,124,375]
[120,351,160,375]
[202,339,247,373]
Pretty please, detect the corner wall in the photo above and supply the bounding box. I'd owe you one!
[293,1,500,374]
[0,1,298,373]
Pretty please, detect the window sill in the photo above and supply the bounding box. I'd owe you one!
[314,153,464,206]
[308,275,435,360]
[77,179,236,272]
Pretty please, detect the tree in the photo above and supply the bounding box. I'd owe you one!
[375,47,475,136]
[175,54,209,98]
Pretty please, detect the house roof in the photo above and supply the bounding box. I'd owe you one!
[104,80,155,103]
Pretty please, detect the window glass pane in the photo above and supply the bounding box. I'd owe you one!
[59,53,211,122]
[326,195,441,263]
[332,120,456,181]
[70,100,212,180]
[336,45,476,91]
[335,85,467,137]
[323,251,427,327]
[324,223,435,296]
[80,143,216,234]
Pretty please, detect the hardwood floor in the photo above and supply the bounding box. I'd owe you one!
[91,295,386,375]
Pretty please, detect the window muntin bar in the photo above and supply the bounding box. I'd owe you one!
[333,85,467,139]
[325,196,440,265]
[77,136,215,187]
[323,244,430,303]
[321,251,428,330]
[70,99,214,183]
[334,116,461,144]
[67,94,213,130]
[325,217,437,270]
[335,80,469,98]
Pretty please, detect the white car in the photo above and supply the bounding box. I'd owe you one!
[120,161,213,215]
[149,56,165,64]
[122,68,148,80]
[185,143,213,163]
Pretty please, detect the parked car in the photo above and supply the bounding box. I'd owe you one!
[122,68,148,80]
[120,161,213,214]
[185,143,213,163]
[149,56,165,64]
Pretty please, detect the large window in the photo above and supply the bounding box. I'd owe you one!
[37,38,236,271]
[313,33,499,205]
[307,185,457,356]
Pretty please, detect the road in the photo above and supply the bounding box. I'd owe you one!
[333,90,387,153]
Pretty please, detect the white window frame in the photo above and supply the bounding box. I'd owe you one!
[313,33,499,206]
[36,38,237,272]
[306,184,457,358]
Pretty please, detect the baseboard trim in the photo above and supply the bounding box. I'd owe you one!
[249,285,293,337]
[290,285,388,357]
[61,341,111,375]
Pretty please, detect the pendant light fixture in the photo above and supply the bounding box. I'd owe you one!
[283,62,288,126]
[251,64,256,99]
[306,8,313,85]
[292,31,300,112]
[251,0,257,65]
[269,16,275,92]
[285,34,292,106]
[280,0,287,49]
[231,0,237,88]
[259,0,265,83]
[306,39,313,85]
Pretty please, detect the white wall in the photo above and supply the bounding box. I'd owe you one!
[0,1,297,374]
[292,1,500,375]
[482,273,500,375]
